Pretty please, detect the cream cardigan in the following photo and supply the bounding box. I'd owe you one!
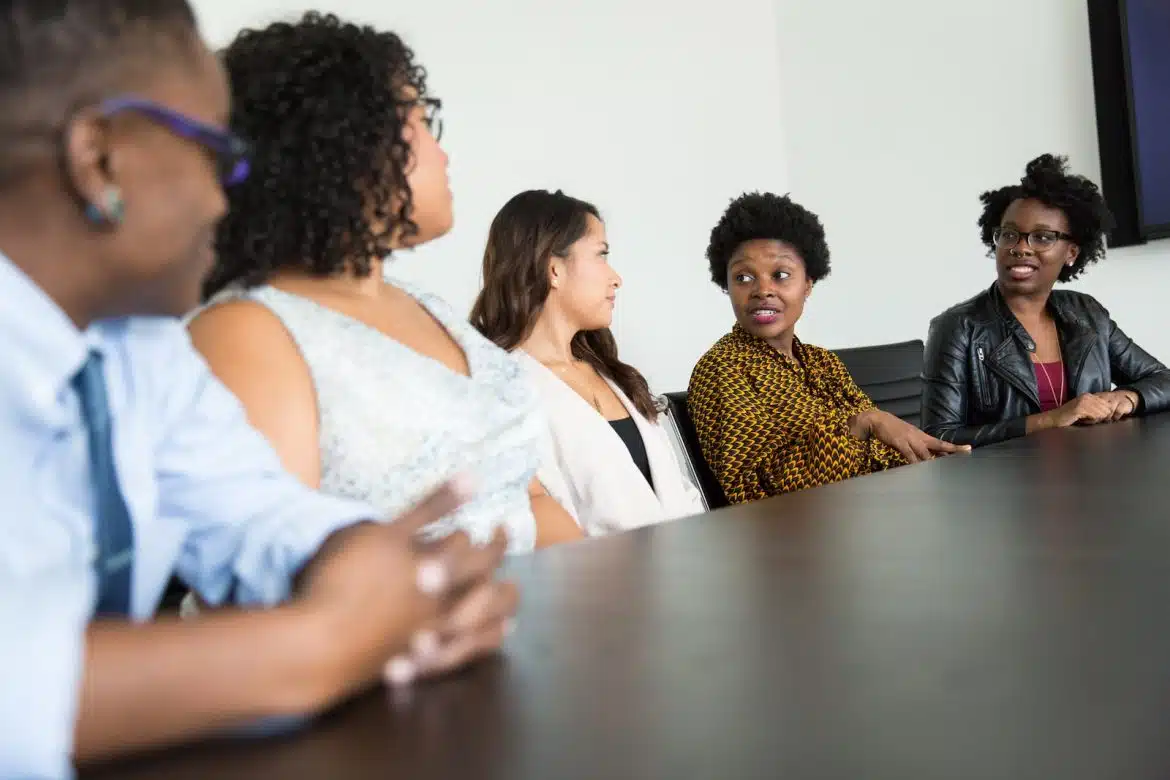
[517,352,705,536]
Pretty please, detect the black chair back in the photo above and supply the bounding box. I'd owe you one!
[833,339,925,427]
[662,392,728,509]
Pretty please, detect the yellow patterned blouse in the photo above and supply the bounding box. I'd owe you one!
[688,326,906,504]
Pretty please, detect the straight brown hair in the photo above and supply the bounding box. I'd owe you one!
[470,189,657,421]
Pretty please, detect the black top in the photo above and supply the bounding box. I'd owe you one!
[87,415,1170,780]
[608,416,653,489]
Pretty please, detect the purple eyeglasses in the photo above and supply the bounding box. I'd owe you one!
[99,96,251,187]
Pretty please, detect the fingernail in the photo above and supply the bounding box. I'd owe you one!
[410,629,440,660]
[416,560,448,596]
[384,656,416,687]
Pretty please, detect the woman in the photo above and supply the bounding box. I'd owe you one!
[188,13,581,552]
[688,192,966,505]
[0,1,511,773]
[470,190,705,534]
[921,154,1170,447]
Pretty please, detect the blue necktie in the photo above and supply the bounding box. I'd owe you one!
[73,351,135,617]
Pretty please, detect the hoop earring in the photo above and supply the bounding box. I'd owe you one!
[84,186,125,226]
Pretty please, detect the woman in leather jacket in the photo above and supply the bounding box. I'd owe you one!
[921,154,1170,447]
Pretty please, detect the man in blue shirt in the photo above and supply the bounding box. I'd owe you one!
[0,2,516,777]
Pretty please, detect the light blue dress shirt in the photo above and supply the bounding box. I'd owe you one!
[0,254,376,779]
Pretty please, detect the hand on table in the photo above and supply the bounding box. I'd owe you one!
[852,409,971,463]
[299,478,517,698]
[1043,391,1139,428]
[1093,390,1141,422]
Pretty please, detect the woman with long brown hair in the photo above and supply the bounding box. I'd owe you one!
[471,190,704,535]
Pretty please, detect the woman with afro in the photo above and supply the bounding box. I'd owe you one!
[187,13,582,551]
[688,193,965,505]
[921,154,1170,447]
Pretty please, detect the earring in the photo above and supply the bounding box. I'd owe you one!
[84,186,125,226]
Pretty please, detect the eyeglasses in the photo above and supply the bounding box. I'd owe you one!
[99,96,251,187]
[992,227,1074,252]
[419,98,443,142]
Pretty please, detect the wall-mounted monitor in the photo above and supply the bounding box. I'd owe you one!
[1087,0,1170,245]
[1120,0,1170,240]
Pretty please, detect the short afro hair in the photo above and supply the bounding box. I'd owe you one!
[205,12,429,298]
[0,0,198,184]
[977,154,1115,283]
[706,192,831,290]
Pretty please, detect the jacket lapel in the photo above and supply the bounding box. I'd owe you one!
[986,286,1041,409]
[1051,298,1096,395]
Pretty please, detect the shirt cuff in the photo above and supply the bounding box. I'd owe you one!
[231,491,377,607]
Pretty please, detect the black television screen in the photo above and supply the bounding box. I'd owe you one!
[1122,0,1170,238]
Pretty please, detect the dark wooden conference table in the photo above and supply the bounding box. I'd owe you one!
[88,414,1170,780]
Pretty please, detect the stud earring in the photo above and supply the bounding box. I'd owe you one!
[84,186,125,226]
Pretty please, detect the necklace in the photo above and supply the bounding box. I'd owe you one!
[544,359,603,413]
[1034,359,1066,407]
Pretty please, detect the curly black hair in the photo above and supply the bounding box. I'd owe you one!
[204,12,428,298]
[706,192,831,290]
[977,154,1115,283]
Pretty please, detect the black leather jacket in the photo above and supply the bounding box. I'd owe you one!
[921,284,1170,447]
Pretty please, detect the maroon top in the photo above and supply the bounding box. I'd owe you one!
[1034,361,1065,412]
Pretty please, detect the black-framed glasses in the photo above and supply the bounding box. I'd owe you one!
[99,96,251,187]
[420,97,443,142]
[992,226,1074,252]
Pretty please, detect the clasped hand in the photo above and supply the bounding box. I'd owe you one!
[1045,390,1139,428]
[301,477,517,694]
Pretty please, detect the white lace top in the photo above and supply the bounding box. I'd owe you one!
[209,279,571,554]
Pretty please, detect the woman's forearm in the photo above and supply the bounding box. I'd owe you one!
[531,494,583,548]
[75,605,343,765]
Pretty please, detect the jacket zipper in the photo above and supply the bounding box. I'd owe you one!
[983,349,1041,409]
[976,347,992,407]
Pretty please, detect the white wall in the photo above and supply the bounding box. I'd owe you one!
[192,0,1167,391]
[192,0,789,392]
[774,0,1168,358]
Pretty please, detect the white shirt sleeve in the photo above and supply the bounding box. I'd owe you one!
[148,325,376,607]
[0,563,92,779]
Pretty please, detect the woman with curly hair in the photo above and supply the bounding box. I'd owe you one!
[921,154,1170,447]
[688,193,965,505]
[187,13,582,551]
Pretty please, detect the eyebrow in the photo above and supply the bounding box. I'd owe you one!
[1003,221,1059,231]
[732,252,798,266]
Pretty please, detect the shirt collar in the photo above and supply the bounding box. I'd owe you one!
[0,252,96,422]
[730,324,806,365]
